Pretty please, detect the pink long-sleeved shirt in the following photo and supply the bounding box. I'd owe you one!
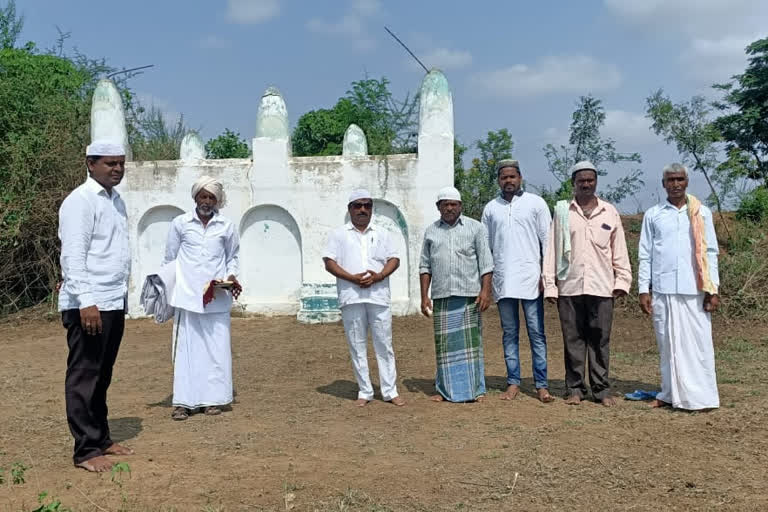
[542,198,632,298]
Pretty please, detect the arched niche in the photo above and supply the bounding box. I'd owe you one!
[344,199,410,307]
[137,205,184,281]
[239,205,303,303]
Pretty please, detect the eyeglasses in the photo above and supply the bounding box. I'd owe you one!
[351,202,373,210]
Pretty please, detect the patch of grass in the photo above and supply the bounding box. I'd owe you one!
[30,491,70,512]
[11,461,28,484]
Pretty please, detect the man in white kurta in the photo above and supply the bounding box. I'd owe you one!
[164,176,240,419]
[481,159,553,403]
[323,189,405,407]
[638,164,720,410]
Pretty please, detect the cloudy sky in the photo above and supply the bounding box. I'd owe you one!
[20,0,767,210]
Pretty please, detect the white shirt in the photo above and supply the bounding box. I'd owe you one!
[638,200,719,295]
[163,211,240,314]
[58,177,131,311]
[482,192,551,301]
[323,221,399,308]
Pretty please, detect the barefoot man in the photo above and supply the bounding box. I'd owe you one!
[542,161,632,407]
[638,164,720,410]
[58,140,134,472]
[323,189,405,407]
[420,186,494,403]
[481,160,554,403]
[164,176,241,420]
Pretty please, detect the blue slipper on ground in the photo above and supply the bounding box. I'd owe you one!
[624,389,659,401]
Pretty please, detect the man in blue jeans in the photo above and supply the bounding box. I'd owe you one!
[481,159,554,402]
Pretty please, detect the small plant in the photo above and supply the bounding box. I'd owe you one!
[11,461,27,484]
[31,491,69,512]
[111,462,131,484]
[0,466,5,484]
[736,186,768,223]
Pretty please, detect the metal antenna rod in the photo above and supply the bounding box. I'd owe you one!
[384,26,429,73]
[107,64,155,79]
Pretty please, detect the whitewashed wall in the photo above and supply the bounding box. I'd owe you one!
[90,70,454,321]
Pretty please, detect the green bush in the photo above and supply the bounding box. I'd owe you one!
[736,187,768,223]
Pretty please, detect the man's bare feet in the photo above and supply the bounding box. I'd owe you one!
[430,394,444,402]
[565,394,582,405]
[499,385,520,401]
[601,396,617,407]
[204,406,222,416]
[172,406,190,421]
[649,399,671,408]
[75,455,113,472]
[354,398,370,407]
[537,388,555,403]
[475,395,486,403]
[388,396,406,406]
[104,443,134,456]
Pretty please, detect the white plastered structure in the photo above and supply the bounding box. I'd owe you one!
[89,71,454,322]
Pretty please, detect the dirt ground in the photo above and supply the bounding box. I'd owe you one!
[1,304,767,511]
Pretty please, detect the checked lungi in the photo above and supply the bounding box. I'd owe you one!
[433,296,487,402]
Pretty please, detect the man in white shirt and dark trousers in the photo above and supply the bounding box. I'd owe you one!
[58,140,134,472]
[164,176,241,421]
[323,189,405,407]
[482,160,555,403]
[638,164,720,410]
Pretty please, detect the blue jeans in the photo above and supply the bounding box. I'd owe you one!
[497,296,548,389]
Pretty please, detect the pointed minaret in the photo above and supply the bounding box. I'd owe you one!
[180,132,205,161]
[90,79,132,160]
[342,124,368,157]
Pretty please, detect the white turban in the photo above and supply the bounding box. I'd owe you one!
[436,186,461,202]
[348,188,372,204]
[191,176,227,209]
[86,140,125,157]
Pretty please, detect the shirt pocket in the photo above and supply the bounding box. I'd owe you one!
[589,223,612,249]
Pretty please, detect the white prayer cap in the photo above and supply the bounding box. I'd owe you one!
[569,160,597,176]
[86,139,125,157]
[191,175,227,209]
[348,188,372,204]
[437,186,461,202]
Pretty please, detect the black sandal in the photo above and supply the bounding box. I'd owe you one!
[171,407,190,421]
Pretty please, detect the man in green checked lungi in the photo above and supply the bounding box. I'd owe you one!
[419,186,494,403]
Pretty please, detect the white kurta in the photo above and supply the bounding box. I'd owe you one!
[652,293,719,410]
[164,211,240,408]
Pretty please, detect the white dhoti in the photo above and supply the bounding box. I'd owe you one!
[652,292,719,410]
[341,303,399,401]
[172,309,233,408]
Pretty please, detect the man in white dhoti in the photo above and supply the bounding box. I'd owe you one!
[638,163,720,410]
[164,176,241,420]
[323,189,405,407]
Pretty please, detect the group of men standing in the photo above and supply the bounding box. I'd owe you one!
[324,158,721,414]
[57,138,721,472]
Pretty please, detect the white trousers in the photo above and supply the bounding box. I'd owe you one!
[172,309,233,408]
[341,303,398,401]
[652,293,719,410]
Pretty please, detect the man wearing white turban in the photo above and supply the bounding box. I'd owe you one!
[323,189,405,407]
[163,176,241,420]
[59,140,134,472]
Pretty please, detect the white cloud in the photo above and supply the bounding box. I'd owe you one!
[306,0,381,51]
[469,56,622,99]
[411,48,473,71]
[199,35,232,50]
[226,0,279,24]
[604,0,767,84]
[603,109,658,147]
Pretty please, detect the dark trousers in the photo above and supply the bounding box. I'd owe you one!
[62,309,125,464]
[557,295,613,400]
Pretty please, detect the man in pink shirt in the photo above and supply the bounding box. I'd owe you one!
[542,161,632,407]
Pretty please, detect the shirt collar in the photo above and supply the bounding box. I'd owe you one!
[570,197,607,216]
[84,176,119,198]
[439,215,464,227]
[346,219,376,233]
[191,210,221,224]
[662,199,688,211]
[497,190,524,204]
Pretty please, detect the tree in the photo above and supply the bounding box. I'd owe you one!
[454,129,514,220]
[539,95,644,209]
[0,0,22,49]
[292,77,418,156]
[713,37,768,186]
[131,106,191,161]
[205,128,250,159]
[645,89,733,221]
